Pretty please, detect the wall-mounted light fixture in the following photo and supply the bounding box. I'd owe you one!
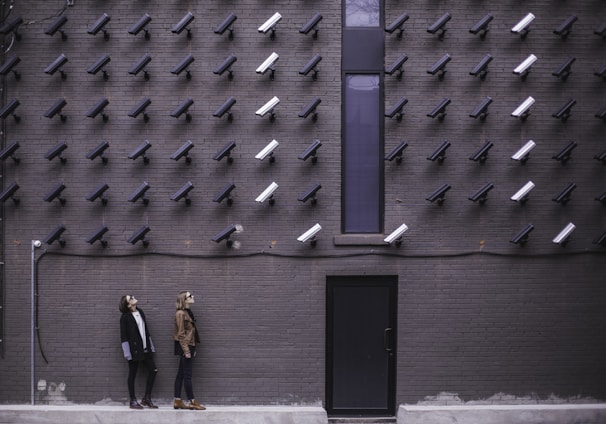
[86,182,109,205]
[44,98,67,122]
[297,223,322,247]
[385,97,408,122]
[0,15,22,40]
[554,15,577,39]
[552,98,576,122]
[299,54,322,80]
[511,140,536,164]
[171,181,194,205]
[0,141,20,164]
[513,54,537,80]
[385,54,408,80]
[87,54,111,80]
[0,55,21,80]
[256,96,279,122]
[259,12,282,39]
[172,12,194,39]
[213,141,236,164]
[510,223,534,246]
[469,14,493,39]
[212,224,238,247]
[213,96,236,122]
[86,98,109,122]
[128,140,152,164]
[510,181,535,204]
[255,182,279,205]
[87,13,110,40]
[384,223,408,247]
[299,139,322,163]
[298,183,322,206]
[45,15,68,40]
[128,182,150,205]
[470,54,493,80]
[128,225,150,247]
[129,53,151,80]
[427,98,451,121]
[171,54,194,80]
[511,12,535,40]
[385,13,409,39]
[213,183,236,206]
[427,140,451,164]
[0,98,20,122]
[427,12,451,40]
[552,141,577,165]
[469,96,493,121]
[552,222,575,246]
[300,12,323,39]
[468,183,494,205]
[215,13,237,39]
[86,225,108,248]
[593,230,606,247]
[45,141,67,164]
[552,56,575,81]
[427,54,451,79]
[552,182,576,205]
[44,182,66,206]
[128,97,151,122]
[44,54,68,79]
[43,224,66,247]
[128,13,151,40]
[171,140,194,164]
[299,97,321,122]
[469,141,494,164]
[86,141,110,164]
[171,98,194,122]
[385,141,408,164]
[255,140,279,163]
[0,181,19,204]
[511,96,535,121]
[426,183,451,205]
[257,52,279,80]
[214,55,237,80]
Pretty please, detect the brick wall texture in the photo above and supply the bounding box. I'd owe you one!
[0,0,605,407]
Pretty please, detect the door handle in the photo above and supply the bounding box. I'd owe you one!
[383,328,393,352]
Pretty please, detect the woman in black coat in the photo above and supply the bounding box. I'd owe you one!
[119,295,158,409]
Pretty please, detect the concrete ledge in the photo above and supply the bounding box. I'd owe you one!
[0,405,328,424]
[398,404,606,424]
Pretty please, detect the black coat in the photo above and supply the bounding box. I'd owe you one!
[120,308,155,361]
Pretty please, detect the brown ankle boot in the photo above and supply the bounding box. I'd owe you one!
[173,398,188,409]
[188,399,206,410]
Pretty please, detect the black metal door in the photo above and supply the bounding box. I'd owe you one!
[326,276,397,416]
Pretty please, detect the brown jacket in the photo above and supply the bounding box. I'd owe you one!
[173,309,199,355]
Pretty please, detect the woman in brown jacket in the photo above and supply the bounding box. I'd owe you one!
[173,290,205,410]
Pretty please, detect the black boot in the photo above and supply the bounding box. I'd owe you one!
[141,396,158,409]
[129,399,144,410]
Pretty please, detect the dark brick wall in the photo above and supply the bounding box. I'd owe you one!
[0,0,605,407]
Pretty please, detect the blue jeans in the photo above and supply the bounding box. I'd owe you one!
[174,345,195,400]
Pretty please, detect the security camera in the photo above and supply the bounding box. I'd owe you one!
[86,225,108,247]
[510,224,534,246]
[0,55,21,80]
[385,141,408,164]
[0,181,19,204]
[510,180,535,203]
[552,98,576,122]
[171,98,194,121]
[255,140,279,162]
[427,54,451,79]
[256,52,279,79]
[554,15,577,39]
[212,224,239,247]
[87,13,110,39]
[129,13,151,39]
[469,96,493,121]
[45,15,68,40]
[469,141,494,164]
[256,96,280,121]
[213,141,236,163]
[259,12,282,38]
[511,12,535,39]
[552,56,575,81]
[468,182,494,205]
[511,140,536,164]
[595,21,606,39]
[385,54,408,80]
[470,54,493,80]
[44,224,66,247]
[298,183,322,205]
[44,54,68,79]
[469,14,493,39]
[86,140,110,164]
[297,223,322,246]
[298,97,321,122]
[0,98,20,122]
[511,96,535,121]
[427,98,451,121]
[0,141,20,164]
[213,182,236,206]
[86,182,109,205]
[595,191,606,205]
[595,63,606,80]
[44,182,66,205]
[552,222,575,245]
[86,98,109,122]
[128,225,150,247]
[215,13,237,39]
[426,183,451,205]
[594,230,606,247]
[0,15,23,37]
[300,12,323,38]
[427,12,451,40]
[595,149,606,164]
[299,54,322,80]
[384,223,408,246]
[128,140,152,164]
[171,181,194,205]
[299,139,322,163]
[44,98,67,122]
[128,181,150,205]
[171,54,195,80]
[87,54,111,80]
[171,140,194,164]
[552,182,576,205]
[598,105,606,120]
[385,13,409,38]
[553,141,577,164]
[214,54,237,80]
[213,96,236,121]
[255,181,279,204]
[129,53,151,80]
[385,97,408,121]
[172,12,194,38]
[513,54,537,79]
[45,141,68,163]
[427,140,451,164]
[128,97,151,122]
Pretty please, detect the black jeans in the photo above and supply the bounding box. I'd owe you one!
[174,345,195,400]
[127,352,157,400]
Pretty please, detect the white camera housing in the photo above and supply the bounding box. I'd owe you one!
[511,12,535,33]
[255,140,279,161]
[384,224,408,245]
[255,182,279,203]
[256,52,279,75]
[259,12,282,33]
[297,223,322,243]
[511,140,536,161]
[553,222,576,244]
[513,54,537,75]
[256,96,280,117]
[511,181,535,202]
[511,96,535,118]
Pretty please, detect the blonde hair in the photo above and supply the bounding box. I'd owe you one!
[175,291,190,310]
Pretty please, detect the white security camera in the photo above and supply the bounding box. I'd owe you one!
[384,223,408,246]
[255,139,279,162]
[511,140,536,163]
[510,181,535,203]
[511,96,535,120]
[297,223,322,243]
[513,54,537,77]
[256,96,280,118]
[255,182,279,204]
[256,52,279,75]
[259,12,282,34]
[552,222,576,245]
